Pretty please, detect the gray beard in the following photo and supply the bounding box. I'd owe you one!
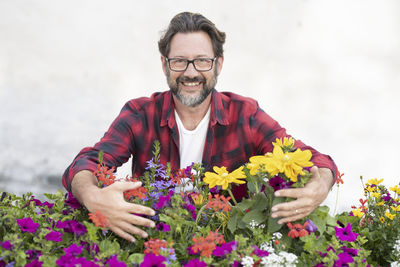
[167,68,218,107]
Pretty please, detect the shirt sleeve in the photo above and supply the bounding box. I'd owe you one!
[250,107,339,182]
[62,102,136,192]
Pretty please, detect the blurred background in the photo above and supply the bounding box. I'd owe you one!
[1,0,399,213]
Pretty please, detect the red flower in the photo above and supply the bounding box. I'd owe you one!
[88,210,108,228]
[123,177,148,200]
[336,172,344,185]
[191,230,225,257]
[205,194,231,212]
[93,164,116,186]
[287,221,310,239]
[144,238,172,256]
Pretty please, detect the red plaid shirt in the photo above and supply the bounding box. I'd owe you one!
[62,89,338,199]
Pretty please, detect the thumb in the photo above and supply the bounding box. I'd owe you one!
[111,181,142,192]
[310,166,320,179]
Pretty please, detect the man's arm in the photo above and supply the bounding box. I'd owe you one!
[270,166,333,223]
[71,170,156,242]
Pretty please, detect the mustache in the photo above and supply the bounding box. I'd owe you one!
[177,76,205,83]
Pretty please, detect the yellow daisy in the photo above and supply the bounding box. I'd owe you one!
[272,137,295,149]
[204,166,246,190]
[352,208,364,218]
[379,217,385,223]
[385,211,396,220]
[390,205,400,212]
[371,192,381,198]
[368,178,384,185]
[377,201,385,206]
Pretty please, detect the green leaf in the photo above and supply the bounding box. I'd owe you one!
[127,253,144,264]
[251,193,268,211]
[98,240,121,258]
[227,207,239,233]
[242,209,266,225]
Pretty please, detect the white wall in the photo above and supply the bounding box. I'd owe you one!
[1,0,399,213]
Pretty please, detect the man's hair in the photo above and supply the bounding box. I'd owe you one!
[158,12,226,58]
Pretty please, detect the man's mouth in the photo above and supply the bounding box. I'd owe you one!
[181,81,201,87]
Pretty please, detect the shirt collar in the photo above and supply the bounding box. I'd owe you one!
[160,89,229,128]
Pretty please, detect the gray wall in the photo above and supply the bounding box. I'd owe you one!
[1,0,399,213]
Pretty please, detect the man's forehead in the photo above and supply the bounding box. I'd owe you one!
[168,31,214,58]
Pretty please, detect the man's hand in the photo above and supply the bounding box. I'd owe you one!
[71,170,156,242]
[270,166,333,224]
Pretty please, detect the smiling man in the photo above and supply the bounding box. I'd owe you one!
[62,12,338,242]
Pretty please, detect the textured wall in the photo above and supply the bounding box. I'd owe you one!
[1,0,399,213]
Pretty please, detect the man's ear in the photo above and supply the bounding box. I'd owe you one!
[161,56,167,76]
[216,56,224,75]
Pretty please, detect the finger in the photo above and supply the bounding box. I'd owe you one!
[123,212,156,229]
[310,166,320,179]
[111,181,143,191]
[275,187,304,199]
[109,225,137,243]
[118,221,150,239]
[125,202,156,217]
[277,211,308,224]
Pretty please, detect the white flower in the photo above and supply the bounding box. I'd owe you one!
[273,232,282,240]
[391,262,400,267]
[260,242,275,254]
[241,256,254,267]
[279,251,298,265]
[249,220,258,229]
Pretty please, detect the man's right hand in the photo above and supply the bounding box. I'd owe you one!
[71,170,156,242]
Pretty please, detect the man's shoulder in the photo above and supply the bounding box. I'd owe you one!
[123,91,170,111]
[217,91,259,110]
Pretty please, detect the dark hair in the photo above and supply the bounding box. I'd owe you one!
[158,12,226,58]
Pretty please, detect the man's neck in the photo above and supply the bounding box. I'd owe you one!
[173,94,211,131]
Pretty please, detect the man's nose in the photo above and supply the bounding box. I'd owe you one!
[183,61,199,77]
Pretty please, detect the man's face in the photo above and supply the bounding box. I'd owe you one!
[162,31,223,107]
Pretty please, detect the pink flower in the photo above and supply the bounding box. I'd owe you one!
[17,218,39,233]
[45,231,63,242]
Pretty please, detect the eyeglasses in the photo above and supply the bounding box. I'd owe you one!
[165,57,217,72]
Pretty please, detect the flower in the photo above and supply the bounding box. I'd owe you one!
[334,252,354,266]
[144,238,171,256]
[0,241,13,250]
[368,178,384,185]
[63,243,83,256]
[105,255,126,267]
[140,253,166,267]
[56,220,87,237]
[352,208,364,218]
[380,216,385,223]
[203,166,246,190]
[154,190,174,210]
[272,136,295,148]
[65,192,81,209]
[17,218,39,233]
[45,231,63,242]
[205,194,231,212]
[287,222,309,238]
[305,219,318,233]
[336,172,344,185]
[252,245,269,257]
[156,222,171,232]
[25,258,43,267]
[335,223,358,242]
[212,241,238,257]
[88,210,108,228]
[184,258,207,267]
[268,175,293,191]
[385,211,396,220]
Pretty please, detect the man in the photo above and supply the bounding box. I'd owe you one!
[63,12,338,242]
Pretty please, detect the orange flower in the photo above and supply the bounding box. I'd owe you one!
[93,164,116,186]
[88,210,108,228]
[191,230,225,257]
[336,172,344,185]
[287,221,309,238]
[170,168,194,185]
[144,238,172,256]
[205,194,231,212]
[123,177,148,200]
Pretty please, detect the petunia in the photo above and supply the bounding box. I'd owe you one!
[334,252,354,266]
[184,258,207,267]
[154,190,174,210]
[156,222,171,232]
[17,218,40,233]
[105,255,126,267]
[25,258,43,267]
[63,243,83,256]
[305,219,318,233]
[341,246,358,257]
[335,223,358,242]
[139,253,166,267]
[268,175,292,191]
[0,241,13,250]
[251,245,269,257]
[212,241,238,257]
[45,231,63,242]
[65,192,81,209]
[56,220,87,237]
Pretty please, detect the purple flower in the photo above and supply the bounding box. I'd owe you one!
[156,222,171,232]
[268,175,293,191]
[17,218,39,233]
[184,165,193,177]
[25,259,43,267]
[56,220,87,237]
[306,219,318,233]
[63,243,83,256]
[334,252,354,266]
[341,246,358,256]
[56,254,75,266]
[335,223,359,242]
[184,258,207,267]
[45,231,63,242]
[382,193,392,202]
[26,250,42,261]
[251,245,269,257]
[105,255,126,267]
[182,203,197,220]
[213,241,238,257]
[65,192,81,209]
[139,253,166,267]
[210,186,221,194]
[154,190,174,210]
[0,241,13,250]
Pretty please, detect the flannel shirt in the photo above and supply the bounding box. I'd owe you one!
[62,89,338,199]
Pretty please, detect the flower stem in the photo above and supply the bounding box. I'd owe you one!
[227,188,238,205]
[333,184,339,215]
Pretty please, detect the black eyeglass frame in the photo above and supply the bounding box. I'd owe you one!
[165,57,218,72]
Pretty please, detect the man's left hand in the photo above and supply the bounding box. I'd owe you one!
[270,166,334,224]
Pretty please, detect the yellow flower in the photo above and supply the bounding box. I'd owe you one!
[191,193,204,206]
[264,145,313,182]
[371,192,381,198]
[272,137,295,149]
[352,208,364,218]
[365,186,376,193]
[368,178,384,185]
[377,201,385,206]
[247,155,272,175]
[390,205,400,212]
[389,185,400,195]
[385,211,396,220]
[379,217,385,223]
[204,166,246,190]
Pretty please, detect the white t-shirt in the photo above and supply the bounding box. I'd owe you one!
[175,107,210,169]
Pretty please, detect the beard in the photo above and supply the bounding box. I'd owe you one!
[166,68,218,107]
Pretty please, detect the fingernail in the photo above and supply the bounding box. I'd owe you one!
[271,207,277,212]
[150,222,155,228]
[271,213,277,218]
[275,192,280,197]
[142,233,148,238]
[150,210,156,216]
